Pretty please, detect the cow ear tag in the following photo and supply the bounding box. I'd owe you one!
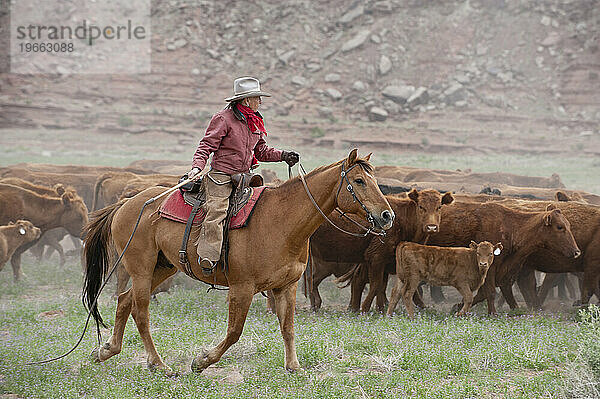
[19,228,26,235]
[494,248,501,256]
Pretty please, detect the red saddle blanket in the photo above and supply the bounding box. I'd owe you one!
[158,186,266,229]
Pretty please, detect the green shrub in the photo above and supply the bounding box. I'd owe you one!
[118,114,133,128]
[310,127,325,138]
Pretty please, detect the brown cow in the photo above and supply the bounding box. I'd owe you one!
[0,178,81,265]
[404,170,565,189]
[0,183,89,280]
[537,272,580,304]
[488,199,600,310]
[1,163,151,175]
[92,172,178,210]
[0,220,41,273]
[389,241,503,318]
[424,202,580,314]
[439,193,594,309]
[119,175,179,200]
[29,228,72,266]
[0,177,66,197]
[377,179,599,205]
[0,169,97,209]
[92,172,138,210]
[126,159,190,173]
[374,166,467,182]
[374,165,563,188]
[306,189,454,311]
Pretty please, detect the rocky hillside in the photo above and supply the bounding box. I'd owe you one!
[1,0,598,155]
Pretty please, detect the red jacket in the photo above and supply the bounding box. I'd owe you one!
[192,107,283,174]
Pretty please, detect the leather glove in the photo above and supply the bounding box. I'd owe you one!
[187,167,201,179]
[281,151,300,167]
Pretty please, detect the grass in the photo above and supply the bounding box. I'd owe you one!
[0,127,598,396]
[0,255,594,398]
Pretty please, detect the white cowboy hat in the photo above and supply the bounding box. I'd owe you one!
[224,76,271,102]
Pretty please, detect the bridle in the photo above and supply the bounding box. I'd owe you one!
[297,161,387,237]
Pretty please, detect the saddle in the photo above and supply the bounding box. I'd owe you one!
[161,172,265,280]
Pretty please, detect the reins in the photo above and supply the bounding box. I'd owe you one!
[296,162,386,238]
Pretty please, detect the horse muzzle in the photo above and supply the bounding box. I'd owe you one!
[374,209,394,230]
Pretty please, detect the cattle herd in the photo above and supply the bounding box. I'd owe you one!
[1,159,599,318]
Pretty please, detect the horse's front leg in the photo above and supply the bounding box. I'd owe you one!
[192,284,253,373]
[272,281,301,372]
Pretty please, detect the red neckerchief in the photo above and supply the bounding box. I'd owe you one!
[236,103,267,135]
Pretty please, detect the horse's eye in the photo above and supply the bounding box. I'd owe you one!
[557,225,564,231]
[354,178,365,186]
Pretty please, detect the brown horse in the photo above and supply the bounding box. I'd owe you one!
[83,150,394,374]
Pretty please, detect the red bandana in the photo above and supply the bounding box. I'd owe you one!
[236,104,267,135]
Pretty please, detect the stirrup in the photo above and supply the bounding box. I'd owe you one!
[199,258,216,276]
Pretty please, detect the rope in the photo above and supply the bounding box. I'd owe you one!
[7,176,197,367]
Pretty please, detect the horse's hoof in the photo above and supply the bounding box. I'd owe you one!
[147,362,177,377]
[90,347,102,363]
[191,350,210,374]
[285,365,301,373]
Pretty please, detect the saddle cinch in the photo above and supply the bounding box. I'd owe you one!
[158,172,266,280]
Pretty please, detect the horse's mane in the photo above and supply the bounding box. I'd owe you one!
[272,157,374,196]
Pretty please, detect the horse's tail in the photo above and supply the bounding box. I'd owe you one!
[91,172,113,211]
[82,200,125,328]
[335,263,363,288]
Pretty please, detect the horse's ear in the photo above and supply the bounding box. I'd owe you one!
[441,192,454,205]
[408,188,419,203]
[546,203,557,211]
[61,192,73,206]
[469,241,478,250]
[363,153,372,162]
[8,221,14,225]
[555,191,569,202]
[347,148,359,166]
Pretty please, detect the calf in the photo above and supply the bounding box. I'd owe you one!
[388,241,502,318]
[0,220,41,272]
[306,189,454,311]
[336,189,454,312]
[426,202,580,314]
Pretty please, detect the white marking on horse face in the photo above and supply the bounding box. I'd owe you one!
[494,248,501,256]
[19,227,26,235]
[365,171,375,179]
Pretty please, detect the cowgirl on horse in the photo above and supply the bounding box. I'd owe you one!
[187,77,299,274]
